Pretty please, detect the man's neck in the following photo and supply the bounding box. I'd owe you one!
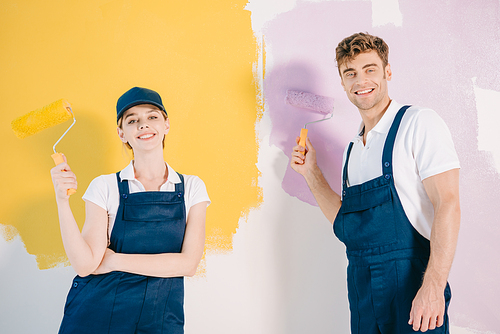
[359,98,392,144]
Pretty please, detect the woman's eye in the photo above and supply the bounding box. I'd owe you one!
[128,119,136,124]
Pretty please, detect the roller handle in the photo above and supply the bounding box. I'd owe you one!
[299,128,308,149]
[51,152,76,196]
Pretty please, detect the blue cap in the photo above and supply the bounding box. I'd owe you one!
[116,87,166,122]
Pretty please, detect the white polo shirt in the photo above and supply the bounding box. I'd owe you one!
[341,101,460,239]
[83,161,210,236]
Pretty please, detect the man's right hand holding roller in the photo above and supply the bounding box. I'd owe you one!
[290,137,342,223]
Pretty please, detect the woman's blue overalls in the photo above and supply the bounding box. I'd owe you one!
[59,172,186,334]
[333,106,451,334]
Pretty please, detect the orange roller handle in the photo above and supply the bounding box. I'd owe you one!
[299,128,308,149]
[51,152,76,196]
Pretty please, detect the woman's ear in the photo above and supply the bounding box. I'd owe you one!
[117,127,127,143]
[164,118,170,135]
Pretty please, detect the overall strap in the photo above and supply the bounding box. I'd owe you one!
[116,172,130,197]
[381,105,411,179]
[116,171,184,196]
[342,142,355,190]
[174,172,186,224]
[175,172,184,196]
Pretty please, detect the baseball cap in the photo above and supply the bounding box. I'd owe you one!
[116,87,166,122]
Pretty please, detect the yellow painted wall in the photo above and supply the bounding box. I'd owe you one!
[0,0,261,270]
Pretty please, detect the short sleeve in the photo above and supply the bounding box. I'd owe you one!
[183,175,210,212]
[412,109,460,180]
[82,175,110,211]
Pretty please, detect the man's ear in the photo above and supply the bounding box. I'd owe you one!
[385,63,392,81]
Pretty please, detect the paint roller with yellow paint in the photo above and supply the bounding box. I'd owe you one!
[11,99,77,195]
[285,90,334,147]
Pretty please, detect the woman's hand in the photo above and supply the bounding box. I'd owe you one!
[50,155,109,277]
[93,248,116,275]
[50,154,77,202]
[95,201,208,278]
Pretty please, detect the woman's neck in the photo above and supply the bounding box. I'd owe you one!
[132,150,168,190]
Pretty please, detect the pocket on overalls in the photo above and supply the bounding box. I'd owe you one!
[121,193,186,254]
[63,275,92,316]
[338,184,398,250]
[124,199,183,221]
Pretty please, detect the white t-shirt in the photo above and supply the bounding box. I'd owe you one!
[341,101,460,240]
[83,161,210,236]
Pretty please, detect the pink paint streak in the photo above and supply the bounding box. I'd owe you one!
[263,0,500,332]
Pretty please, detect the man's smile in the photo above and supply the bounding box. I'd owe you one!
[355,88,375,95]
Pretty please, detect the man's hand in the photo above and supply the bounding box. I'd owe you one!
[290,136,317,177]
[409,169,460,331]
[408,277,445,331]
[290,136,342,223]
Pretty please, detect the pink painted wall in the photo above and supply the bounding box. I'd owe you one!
[264,0,500,332]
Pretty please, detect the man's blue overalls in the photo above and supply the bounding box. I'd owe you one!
[59,172,186,334]
[333,106,451,334]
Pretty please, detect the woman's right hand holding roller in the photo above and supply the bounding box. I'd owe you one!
[50,154,108,277]
[51,154,77,201]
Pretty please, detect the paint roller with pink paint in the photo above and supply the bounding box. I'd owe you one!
[285,90,334,148]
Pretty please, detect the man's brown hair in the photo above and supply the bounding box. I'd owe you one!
[336,32,389,74]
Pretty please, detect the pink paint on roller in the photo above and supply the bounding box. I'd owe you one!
[285,89,334,148]
[285,90,334,114]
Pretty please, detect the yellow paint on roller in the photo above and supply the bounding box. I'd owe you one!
[11,99,72,139]
[1,0,261,271]
[11,98,77,196]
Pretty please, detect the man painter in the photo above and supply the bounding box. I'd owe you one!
[291,32,460,333]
